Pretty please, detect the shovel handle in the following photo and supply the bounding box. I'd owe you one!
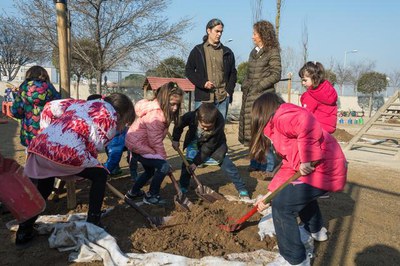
[261,161,318,205]
[168,172,183,194]
[167,132,202,187]
[106,182,125,200]
[106,182,153,222]
[236,161,319,225]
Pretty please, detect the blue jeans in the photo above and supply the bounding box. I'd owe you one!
[194,96,229,120]
[129,154,170,196]
[250,147,276,171]
[272,183,327,264]
[179,155,247,193]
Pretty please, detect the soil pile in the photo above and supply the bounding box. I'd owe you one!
[332,128,354,142]
[106,197,276,259]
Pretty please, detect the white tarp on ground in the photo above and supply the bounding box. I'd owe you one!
[6,212,280,266]
[6,195,315,265]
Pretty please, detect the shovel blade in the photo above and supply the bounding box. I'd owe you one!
[174,194,193,212]
[195,185,225,203]
[218,223,242,232]
[148,215,173,228]
[218,217,243,232]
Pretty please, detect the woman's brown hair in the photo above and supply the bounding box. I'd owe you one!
[249,92,284,162]
[253,20,280,50]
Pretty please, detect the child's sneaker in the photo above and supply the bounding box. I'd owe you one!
[239,190,250,200]
[143,193,166,205]
[204,157,220,166]
[268,254,310,266]
[124,190,145,202]
[110,167,122,176]
[311,227,328,242]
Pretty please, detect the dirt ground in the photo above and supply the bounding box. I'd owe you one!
[1,115,399,266]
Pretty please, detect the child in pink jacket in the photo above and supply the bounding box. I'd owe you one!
[125,82,184,205]
[299,61,338,134]
[251,92,347,266]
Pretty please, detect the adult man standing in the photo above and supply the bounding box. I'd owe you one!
[185,18,237,120]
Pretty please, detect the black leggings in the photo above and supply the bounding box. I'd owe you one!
[20,167,107,227]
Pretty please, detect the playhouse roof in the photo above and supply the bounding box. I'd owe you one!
[143,77,195,92]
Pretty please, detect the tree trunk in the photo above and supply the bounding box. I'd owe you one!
[368,94,373,118]
[96,70,102,94]
[76,75,81,99]
[275,0,281,40]
[9,66,22,81]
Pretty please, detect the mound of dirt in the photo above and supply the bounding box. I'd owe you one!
[107,197,276,259]
[332,128,354,142]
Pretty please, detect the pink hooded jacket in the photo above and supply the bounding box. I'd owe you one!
[300,80,338,133]
[125,99,167,160]
[263,103,347,192]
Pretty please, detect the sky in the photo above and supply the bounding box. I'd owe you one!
[1,0,399,75]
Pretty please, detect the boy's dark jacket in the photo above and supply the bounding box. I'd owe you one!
[172,109,227,166]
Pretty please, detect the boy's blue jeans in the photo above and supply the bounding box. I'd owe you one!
[272,183,327,264]
[129,154,170,196]
[250,147,276,171]
[194,96,229,120]
[179,155,247,193]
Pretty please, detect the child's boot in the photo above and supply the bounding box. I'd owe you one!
[15,218,37,249]
[86,212,103,227]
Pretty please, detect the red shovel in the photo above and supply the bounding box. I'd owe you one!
[219,161,317,232]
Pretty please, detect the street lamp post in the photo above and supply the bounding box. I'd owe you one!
[343,49,358,69]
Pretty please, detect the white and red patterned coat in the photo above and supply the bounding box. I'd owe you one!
[28,99,117,168]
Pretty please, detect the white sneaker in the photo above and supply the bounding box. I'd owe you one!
[311,227,328,241]
[268,254,310,266]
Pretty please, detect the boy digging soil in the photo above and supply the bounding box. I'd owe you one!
[171,103,250,199]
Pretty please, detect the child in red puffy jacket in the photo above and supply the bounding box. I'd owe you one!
[252,92,347,265]
[299,61,338,134]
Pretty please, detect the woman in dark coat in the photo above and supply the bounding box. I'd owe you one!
[239,20,282,173]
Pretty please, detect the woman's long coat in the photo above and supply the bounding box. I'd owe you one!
[238,47,281,145]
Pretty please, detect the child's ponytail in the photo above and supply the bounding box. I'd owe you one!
[298,61,325,87]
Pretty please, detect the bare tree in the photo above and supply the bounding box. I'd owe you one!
[387,69,400,90]
[335,63,352,96]
[53,38,98,98]
[275,0,284,40]
[16,0,191,94]
[251,0,263,23]
[301,18,308,64]
[280,46,301,77]
[0,16,43,81]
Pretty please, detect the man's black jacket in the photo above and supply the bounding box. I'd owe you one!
[185,43,237,103]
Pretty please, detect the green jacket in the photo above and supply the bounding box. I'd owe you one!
[239,47,281,145]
